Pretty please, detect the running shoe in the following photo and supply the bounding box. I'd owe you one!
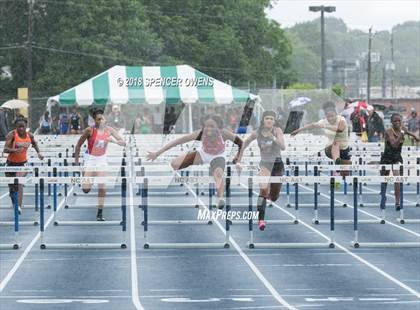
[258,220,266,231]
[217,198,225,210]
[96,209,105,221]
[395,204,401,211]
[18,206,22,215]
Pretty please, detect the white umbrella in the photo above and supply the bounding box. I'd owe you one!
[1,99,28,110]
[288,97,311,109]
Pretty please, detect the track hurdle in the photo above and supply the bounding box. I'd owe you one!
[246,176,335,249]
[0,180,21,250]
[389,158,420,208]
[142,170,231,249]
[314,172,384,226]
[40,175,127,250]
[0,168,39,226]
[397,163,420,224]
[233,166,299,228]
[351,176,420,248]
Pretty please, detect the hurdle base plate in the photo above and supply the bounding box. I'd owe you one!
[54,220,122,226]
[298,204,344,208]
[143,242,229,249]
[143,220,212,225]
[397,218,420,224]
[231,219,298,225]
[40,243,126,249]
[0,243,21,250]
[249,242,334,249]
[313,219,385,225]
[351,242,420,248]
[142,204,202,208]
[145,192,189,197]
[0,221,39,226]
[65,204,122,209]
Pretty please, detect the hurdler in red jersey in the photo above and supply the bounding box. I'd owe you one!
[74,108,126,221]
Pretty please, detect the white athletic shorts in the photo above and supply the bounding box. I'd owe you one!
[198,149,225,164]
[83,153,108,172]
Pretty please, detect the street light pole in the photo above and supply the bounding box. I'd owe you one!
[320,9,325,89]
[26,0,34,128]
[367,27,373,104]
[309,5,336,89]
[390,32,395,98]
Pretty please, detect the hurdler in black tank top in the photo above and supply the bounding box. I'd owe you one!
[257,127,282,163]
[380,132,403,164]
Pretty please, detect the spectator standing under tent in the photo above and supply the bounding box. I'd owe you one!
[39,111,52,134]
[69,106,83,134]
[152,107,163,133]
[141,108,152,134]
[58,108,69,134]
[107,105,126,134]
[163,106,177,134]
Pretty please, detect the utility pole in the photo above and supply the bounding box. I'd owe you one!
[309,5,336,89]
[390,32,395,98]
[320,9,326,89]
[26,0,34,128]
[366,27,373,104]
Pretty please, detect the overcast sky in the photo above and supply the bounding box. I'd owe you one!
[266,0,420,32]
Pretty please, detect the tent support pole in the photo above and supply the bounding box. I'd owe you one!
[188,103,193,133]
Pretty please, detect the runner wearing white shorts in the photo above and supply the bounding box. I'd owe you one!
[147,114,243,209]
[74,108,126,221]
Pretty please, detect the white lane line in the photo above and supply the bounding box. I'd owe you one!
[188,186,298,310]
[359,297,398,301]
[128,167,145,310]
[379,300,420,304]
[149,289,187,292]
[365,288,396,290]
[224,306,326,309]
[305,297,353,301]
[243,183,420,299]
[257,263,365,267]
[0,188,72,293]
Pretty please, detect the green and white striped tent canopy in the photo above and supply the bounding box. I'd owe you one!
[47,65,258,107]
